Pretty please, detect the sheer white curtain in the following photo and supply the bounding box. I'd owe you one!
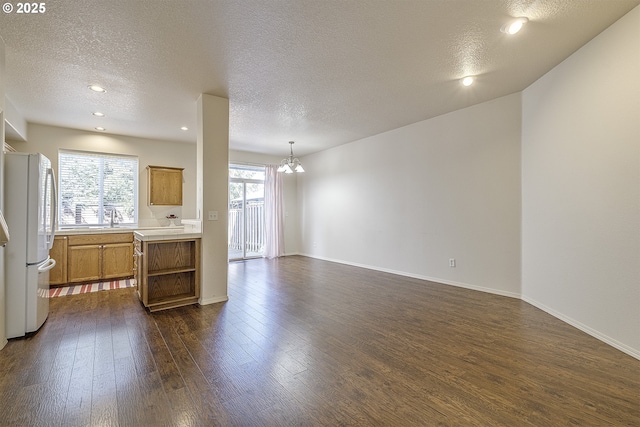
[264,165,285,258]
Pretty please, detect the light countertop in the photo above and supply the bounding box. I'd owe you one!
[57,226,141,235]
[133,228,202,242]
[57,220,202,237]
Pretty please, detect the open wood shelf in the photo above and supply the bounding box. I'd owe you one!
[135,237,200,312]
[147,297,200,312]
[147,292,197,305]
[148,267,197,277]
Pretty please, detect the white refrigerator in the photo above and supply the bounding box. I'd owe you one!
[5,152,57,338]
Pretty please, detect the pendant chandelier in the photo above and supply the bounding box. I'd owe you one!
[277,141,305,173]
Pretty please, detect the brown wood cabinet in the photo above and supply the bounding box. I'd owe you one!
[102,242,134,280]
[67,244,101,283]
[147,165,183,206]
[136,236,200,311]
[67,233,134,283]
[50,236,68,286]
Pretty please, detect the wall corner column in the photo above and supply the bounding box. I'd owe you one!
[196,94,229,305]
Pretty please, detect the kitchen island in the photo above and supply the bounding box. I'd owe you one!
[134,228,202,312]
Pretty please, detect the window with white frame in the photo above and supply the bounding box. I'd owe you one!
[58,150,138,227]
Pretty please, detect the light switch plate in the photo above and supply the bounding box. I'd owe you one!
[208,211,218,221]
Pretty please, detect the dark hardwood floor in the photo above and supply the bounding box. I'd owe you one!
[0,255,638,426]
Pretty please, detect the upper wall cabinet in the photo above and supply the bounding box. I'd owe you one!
[147,165,184,206]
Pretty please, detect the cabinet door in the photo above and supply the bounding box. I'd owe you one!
[67,245,101,283]
[50,236,68,285]
[102,243,134,280]
[148,166,183,206]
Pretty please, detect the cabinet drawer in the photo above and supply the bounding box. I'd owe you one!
[68,232,133,246]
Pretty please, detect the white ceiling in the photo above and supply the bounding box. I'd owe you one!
[0,0,638,157]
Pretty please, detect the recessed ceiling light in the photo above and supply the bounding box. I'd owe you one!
[501,17,529,35]
[180,126,189,131]
[88,84,106,93]
[92,112,105,117]
[95,127,106,131]
[462,76,474,87]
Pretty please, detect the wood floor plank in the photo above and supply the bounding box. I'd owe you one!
[61,329,95,426]
[135,371,175,425]
[140,318,187,393]
[31,337,76,426]
[113,354,148,427]
[153,311,232,424]
[90,369,118,427]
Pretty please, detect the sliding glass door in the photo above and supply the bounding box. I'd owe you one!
[229,165,265,260]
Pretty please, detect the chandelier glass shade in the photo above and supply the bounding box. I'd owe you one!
[277,141,305,173]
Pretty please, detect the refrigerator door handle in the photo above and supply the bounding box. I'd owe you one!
[37,257,56,272]
[46,167,57,250]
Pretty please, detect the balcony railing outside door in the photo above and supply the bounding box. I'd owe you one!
[228,200,265,259]
[228,165,265,260]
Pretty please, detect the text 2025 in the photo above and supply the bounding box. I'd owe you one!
[17,2,46,13]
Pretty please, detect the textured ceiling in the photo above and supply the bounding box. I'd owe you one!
[0,0,638,156]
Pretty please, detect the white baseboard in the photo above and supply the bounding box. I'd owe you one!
[199,295,228,306]
[299,253,521,299]
[522,295,640,361]
[0,338,7,351]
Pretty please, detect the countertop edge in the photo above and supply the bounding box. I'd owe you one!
[57,226,186,236]
[133,231,202,241]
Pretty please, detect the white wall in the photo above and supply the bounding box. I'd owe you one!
[9,123,197,227]
[0,36,7,349]
[522,6,640,357]
[230,150,299,255]
[4,96,27,141]
[298,93,522,297]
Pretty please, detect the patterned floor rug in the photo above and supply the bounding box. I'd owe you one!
[49,279,136,298]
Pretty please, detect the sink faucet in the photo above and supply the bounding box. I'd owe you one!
[110,209,118,228]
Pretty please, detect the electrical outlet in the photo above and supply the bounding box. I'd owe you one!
[449,258,456,267]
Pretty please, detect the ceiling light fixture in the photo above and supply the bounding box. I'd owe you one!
[95,127,106,131]
[501,17,529,35]
[277,141,304,173]
[92,111,105,117]
[180,126,189,131]
[462,76,474,86]
[88,84,106,93]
